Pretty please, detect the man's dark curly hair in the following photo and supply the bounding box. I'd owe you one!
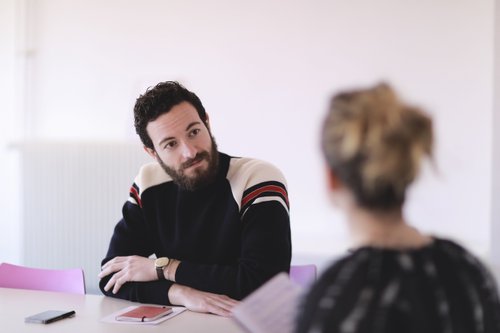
[134,81,208,149]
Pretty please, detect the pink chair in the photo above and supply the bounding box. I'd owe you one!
[0,262,86,294]
[289,264,317,287]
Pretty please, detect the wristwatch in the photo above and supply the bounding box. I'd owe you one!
[154,257,170,280]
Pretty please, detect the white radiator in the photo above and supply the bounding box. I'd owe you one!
[18,141,150,294]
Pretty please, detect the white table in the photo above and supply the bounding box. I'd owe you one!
[0,287,244,332]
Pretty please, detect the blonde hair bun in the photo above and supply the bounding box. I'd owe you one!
[322,83,433,209]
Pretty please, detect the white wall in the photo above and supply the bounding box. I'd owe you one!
[0,0,22,264]
[1,0,496,274]
[492,0,500,275]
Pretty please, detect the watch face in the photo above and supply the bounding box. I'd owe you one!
[155,257,169,268]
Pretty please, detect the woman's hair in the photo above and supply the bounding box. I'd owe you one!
[321,83,433,210]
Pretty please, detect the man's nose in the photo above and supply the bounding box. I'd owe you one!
[180,141,197,159]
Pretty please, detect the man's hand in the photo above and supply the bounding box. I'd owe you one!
[98,255,156,294]
[169,284,239,317]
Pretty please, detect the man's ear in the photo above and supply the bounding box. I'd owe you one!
[325,166,343,190]
[204,113,211,130]
[144,146,157,160]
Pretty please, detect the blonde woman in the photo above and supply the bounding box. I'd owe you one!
[295,83,500,333]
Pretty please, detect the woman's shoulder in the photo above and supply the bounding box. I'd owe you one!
[338,237,495,283]
[295,238,500,333]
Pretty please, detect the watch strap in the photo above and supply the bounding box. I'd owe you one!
[156,266,165,280]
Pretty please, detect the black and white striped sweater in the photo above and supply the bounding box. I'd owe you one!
[100,152,291,305]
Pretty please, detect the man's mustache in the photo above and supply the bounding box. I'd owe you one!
[181,151,210,169]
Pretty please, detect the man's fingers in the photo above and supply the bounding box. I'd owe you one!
[204,295,239,316]
[210,294,239,305]
[211,297,239,310]
[104,269,129,294]
[103,270,126,294]
[98,261,122,278]
[112,277,125,294]
[104,275,116,292]
[168,284,240,316]
[99,255,155,294]
[206,298,233,316]
[100,256,128,271]
[208,304,232,317]
[99,256,135,278]
[100,257,117,271]
[219,296,240,307]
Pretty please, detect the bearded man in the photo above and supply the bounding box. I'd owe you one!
[98,81,291,316]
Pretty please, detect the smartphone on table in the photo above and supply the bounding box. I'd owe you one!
[25,310,76,324]
[115,305,173,322]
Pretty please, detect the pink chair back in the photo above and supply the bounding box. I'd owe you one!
[0,262,85,294]
[289,264,317,287]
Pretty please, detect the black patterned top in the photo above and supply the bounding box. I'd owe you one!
[295,238,500,333]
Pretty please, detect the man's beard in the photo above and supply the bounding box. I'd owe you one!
[157,136,219,191]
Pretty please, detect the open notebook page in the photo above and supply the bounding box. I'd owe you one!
[232,272,304,333]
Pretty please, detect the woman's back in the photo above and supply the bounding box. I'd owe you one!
[304,83,500,332]
[296,238,500,333]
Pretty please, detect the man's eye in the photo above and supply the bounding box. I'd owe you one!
[164,141,177,149]
[190,129,201,137]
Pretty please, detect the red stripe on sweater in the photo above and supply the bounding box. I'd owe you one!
[130,186,142,208]
[241,185,288,208]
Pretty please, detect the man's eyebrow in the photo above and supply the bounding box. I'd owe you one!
[157,122,202,147]
[186,121,201,131]
[158,135,175,147]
